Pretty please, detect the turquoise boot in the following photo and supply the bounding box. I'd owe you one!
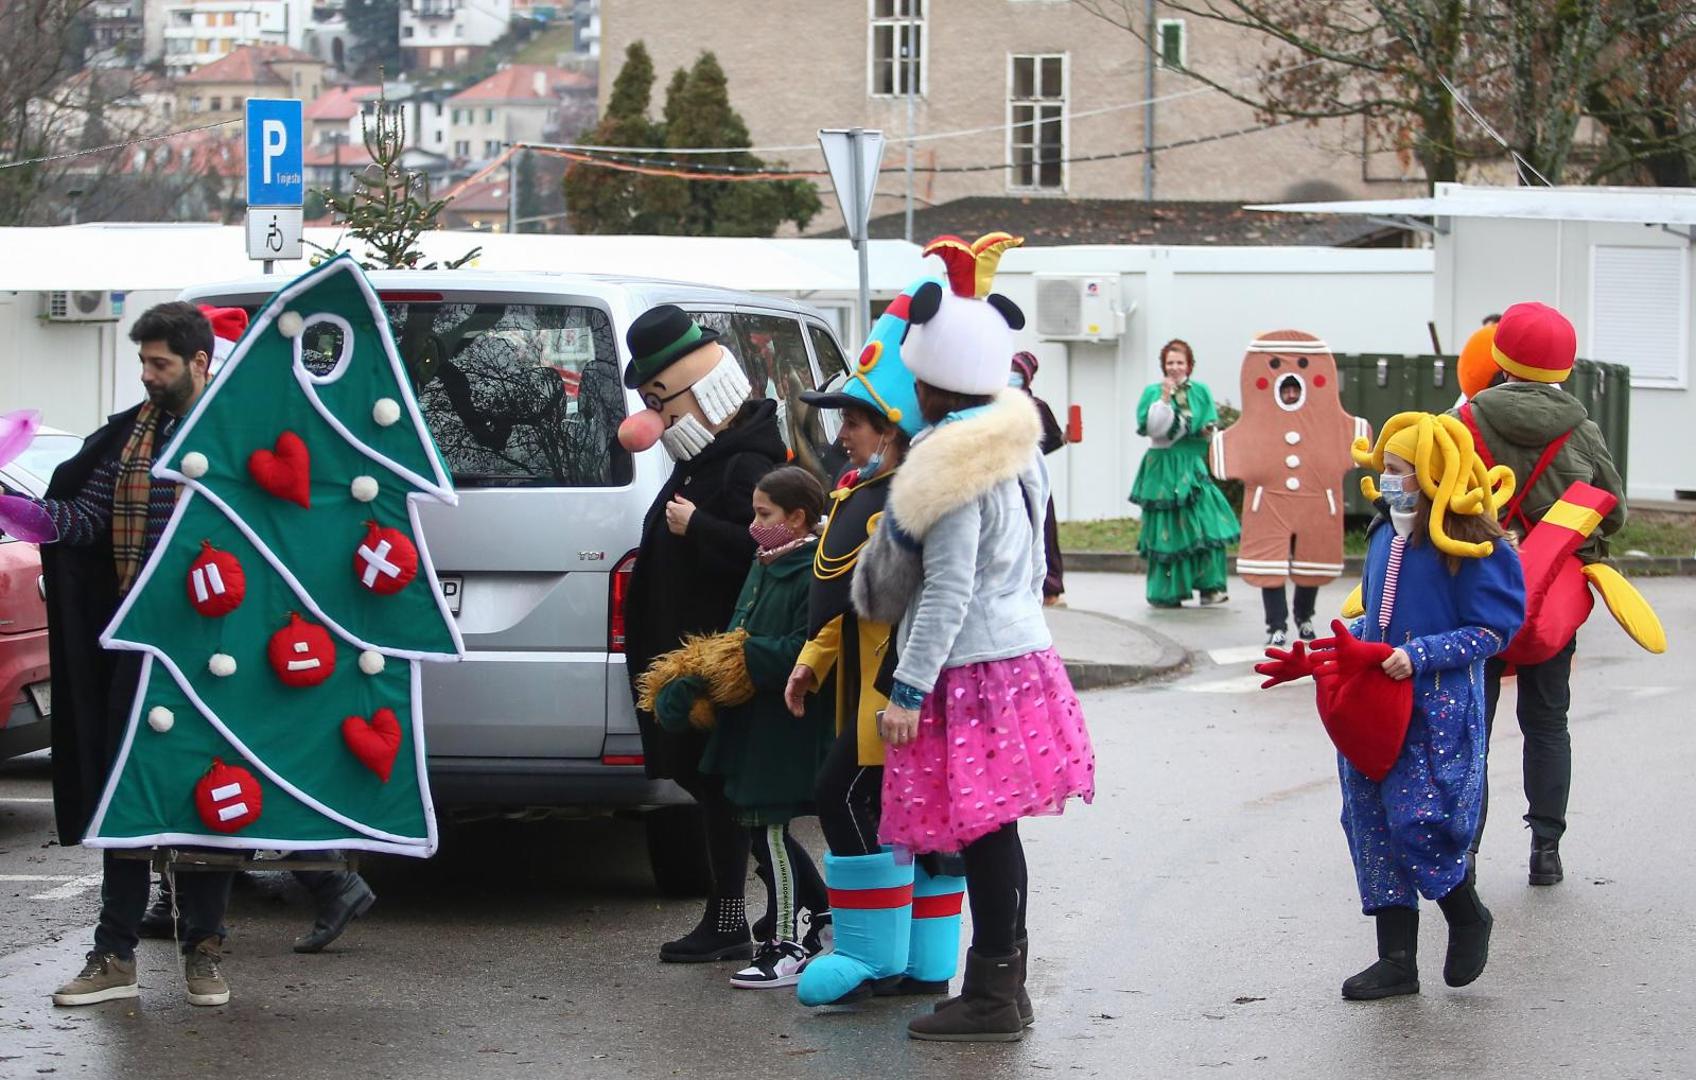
[893,859,965,994]
[795,851,912,1007]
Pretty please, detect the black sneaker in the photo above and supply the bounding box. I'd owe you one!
[1297,620,1317,641]
[799,908,832,959]
[1266,628,1288,647]
[730,939,810,989]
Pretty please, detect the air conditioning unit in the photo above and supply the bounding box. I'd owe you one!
[1035,275,1126,342]
[42,290,118,323]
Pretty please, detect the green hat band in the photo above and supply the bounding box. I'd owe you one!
[634,323,704,381]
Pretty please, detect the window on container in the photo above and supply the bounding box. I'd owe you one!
[1158,19,1186,69]
[383,301,630,487]
[869,0,924,98]
[1009,54,1065,191]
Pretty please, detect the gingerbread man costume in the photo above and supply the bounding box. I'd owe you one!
[1210,331,1370,589]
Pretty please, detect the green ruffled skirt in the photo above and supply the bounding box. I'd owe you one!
[1130,447,1240,605]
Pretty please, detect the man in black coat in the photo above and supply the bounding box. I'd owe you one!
[616,305,793,962]
[32,302,238,1007]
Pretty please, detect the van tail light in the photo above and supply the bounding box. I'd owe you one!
[608,549,638,653]
[601,753,644,767]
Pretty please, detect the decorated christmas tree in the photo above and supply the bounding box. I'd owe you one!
[85,255,461,856]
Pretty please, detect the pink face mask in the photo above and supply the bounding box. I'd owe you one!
[749,520,799,551]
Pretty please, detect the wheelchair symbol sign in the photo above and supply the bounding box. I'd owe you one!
[246,207,303,261]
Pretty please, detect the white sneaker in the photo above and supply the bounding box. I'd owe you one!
[1266,628,1289,647]
[730,939,809,989]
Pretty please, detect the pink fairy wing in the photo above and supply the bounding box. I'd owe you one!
[0,410,42,468]
[0,495,57,543]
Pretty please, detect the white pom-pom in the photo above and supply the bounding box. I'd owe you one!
[208,653,237,677]
[181,452,209,479]
[358,650,386,675]
[147,706,174,733]
[351,475,380,503]
[373,398,401,427]
[277,310,305,338]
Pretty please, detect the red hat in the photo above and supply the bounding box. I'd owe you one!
[1491,301,1575,384]
[198,305,249,369]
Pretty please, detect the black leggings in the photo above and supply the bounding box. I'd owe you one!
[1261,584,1318,632]
[962,822,1029,956]
[751,824,828,941]
[816,720,883,856]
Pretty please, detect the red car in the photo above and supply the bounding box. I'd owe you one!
[1,428,82,759]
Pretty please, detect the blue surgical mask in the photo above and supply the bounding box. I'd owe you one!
[1008,371,1027,389]
[1380,472,1420,512]
[863,433,890,478]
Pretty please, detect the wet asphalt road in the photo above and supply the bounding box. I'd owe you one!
[0,575,1691,1079]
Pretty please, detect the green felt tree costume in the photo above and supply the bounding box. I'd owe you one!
[86,255,461,856]
[1129,379,1240,606]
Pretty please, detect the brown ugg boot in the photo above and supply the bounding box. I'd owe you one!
[906,948,1023,1042]
[933,934,1034,1027]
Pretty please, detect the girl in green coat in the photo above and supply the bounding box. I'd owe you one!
[1130,339,1241,607]
[641,466,836,990]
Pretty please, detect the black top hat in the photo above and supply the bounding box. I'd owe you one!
[623,304,722,389]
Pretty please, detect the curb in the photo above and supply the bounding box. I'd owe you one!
[1065,551,1696,577]
[1058,611,1192,691]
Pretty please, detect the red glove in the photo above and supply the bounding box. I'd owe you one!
[1255,640,1318,689]
[1310,619,1394,682]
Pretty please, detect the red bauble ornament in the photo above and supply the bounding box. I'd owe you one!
[186,541,246,617]
[342,707,403,782]
[353,522,419,595]
[194,757,263,833]
[248,431,312,508]
[267,613,337,687]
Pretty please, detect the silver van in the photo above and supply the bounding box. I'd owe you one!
[182,271,853,889]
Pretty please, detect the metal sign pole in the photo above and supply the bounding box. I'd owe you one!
[849,128,871,348]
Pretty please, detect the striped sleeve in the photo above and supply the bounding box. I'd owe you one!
[41,457,119,547]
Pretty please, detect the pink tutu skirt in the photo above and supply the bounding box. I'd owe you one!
[879,648,1095,854]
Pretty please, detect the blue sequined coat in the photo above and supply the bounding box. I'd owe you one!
[1339,520,1525,912]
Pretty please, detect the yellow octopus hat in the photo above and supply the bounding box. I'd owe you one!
[1352,411,1516,559]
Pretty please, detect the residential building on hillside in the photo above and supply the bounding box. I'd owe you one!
[85,1,147,67]
[174,44,325,122]
[301,0,355,72]
[32,70,176,158]
[306,82,455,157]
[445,63,594,163]
[599,1,1423,233]
[161,0,310,77]
[400,0,514,71]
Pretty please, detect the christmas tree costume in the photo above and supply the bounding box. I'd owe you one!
[1130,379,1238,606]
[1266,412,1524,999]
[794,275,967,1006]
[86,256,461,856]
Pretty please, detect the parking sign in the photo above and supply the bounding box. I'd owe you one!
[245,98,304,208]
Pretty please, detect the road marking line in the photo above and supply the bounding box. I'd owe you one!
[31,873,103,901]
[0,797,53,804]
[1207,645,1274,666]
[1180,673,1298,695]
[0,874,75,882]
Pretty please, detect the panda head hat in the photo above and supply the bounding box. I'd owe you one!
[901,232,1026,397]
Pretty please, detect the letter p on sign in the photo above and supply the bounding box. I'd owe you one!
[261,119,286,183]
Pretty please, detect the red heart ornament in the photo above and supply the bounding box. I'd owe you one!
[248,431,312,508]
[342,707,402,782]
[1310,620,1415,783]
[194,757,263,833]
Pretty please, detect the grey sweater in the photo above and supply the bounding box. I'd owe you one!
[852,392,1053,696]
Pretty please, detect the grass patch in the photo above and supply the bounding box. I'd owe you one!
[515,26,574,65]
[1061,511,1696,558]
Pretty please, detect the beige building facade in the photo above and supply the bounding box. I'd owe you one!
[599,1,1423,232]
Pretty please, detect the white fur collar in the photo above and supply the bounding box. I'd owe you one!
[888,390,1040,539]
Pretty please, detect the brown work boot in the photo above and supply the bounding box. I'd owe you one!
[907,948,1024,1042]
[183,937,231,1006]
[52,951,139,1006]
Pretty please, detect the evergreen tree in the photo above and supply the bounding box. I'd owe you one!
[312,85,479,269]
[344,0,401,80]
[660,52,820,237]
[564,44,821,237]
[564,42,667,234]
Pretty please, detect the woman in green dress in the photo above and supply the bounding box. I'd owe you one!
[1130,339,1241,607]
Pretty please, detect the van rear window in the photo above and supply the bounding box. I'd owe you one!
[379,301,631,488]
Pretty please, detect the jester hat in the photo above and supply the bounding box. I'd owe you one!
[1354,411,1516,558]
[901,232,1027,396]
[800,277,934,438]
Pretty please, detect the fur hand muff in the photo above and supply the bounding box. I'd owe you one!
[636,628,755,723]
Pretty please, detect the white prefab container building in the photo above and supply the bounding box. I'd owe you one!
[1253,183,1696,503]
[0,224,1435,522]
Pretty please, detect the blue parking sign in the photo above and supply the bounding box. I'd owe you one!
[245,98,304,207]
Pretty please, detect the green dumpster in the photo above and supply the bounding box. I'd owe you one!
[1332,353,1630,518]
